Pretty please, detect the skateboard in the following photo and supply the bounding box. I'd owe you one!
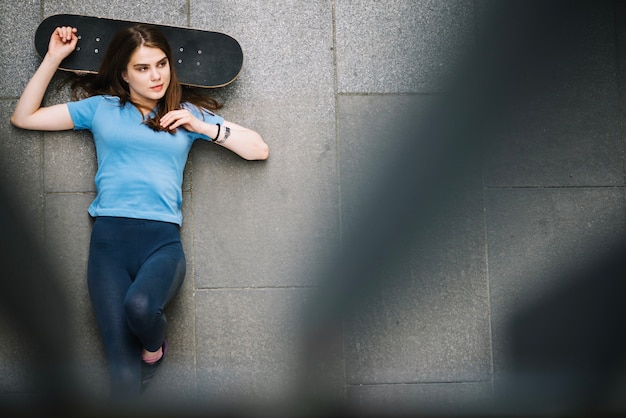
[35,14,243,88]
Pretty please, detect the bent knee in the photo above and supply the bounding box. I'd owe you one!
[124,292,160,327]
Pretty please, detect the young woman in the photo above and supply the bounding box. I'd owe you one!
[11,25,268,398]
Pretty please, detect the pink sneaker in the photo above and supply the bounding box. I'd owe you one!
[140,338,168,393]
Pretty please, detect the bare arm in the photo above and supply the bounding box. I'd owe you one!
[160,110,270,161]
[211,121,269,161]
[10,27,78,131]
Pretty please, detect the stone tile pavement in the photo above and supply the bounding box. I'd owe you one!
[1,1,625,416]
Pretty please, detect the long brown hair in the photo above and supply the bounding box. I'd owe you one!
[69,24,221,132]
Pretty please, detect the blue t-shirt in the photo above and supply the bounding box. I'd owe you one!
[67,95,223,226]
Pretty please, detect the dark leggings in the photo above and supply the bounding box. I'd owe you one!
[87,217,186,397]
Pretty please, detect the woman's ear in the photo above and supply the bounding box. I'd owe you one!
[121,71,128,83]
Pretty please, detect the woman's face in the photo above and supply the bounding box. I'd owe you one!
[122,46,171,111]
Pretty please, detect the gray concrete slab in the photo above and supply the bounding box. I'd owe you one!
[337,94,434,228]
[335,0,475,94]
[190,0,337,290]
[191,97,338,289]
[0,320,30,394]
[339,94,490,385]
[614,1,626,166]
[43,0,188,26]
[44,130,97,193]
[347,381,493,415]
[40,79,97,193]
[194,288,320,403]
[191,0,334,101]
[0,100,44,240]
[342,196,491,385]
[44,192,108,397]
[0,0,41,97]
[483,1,622,188]
[486,187,626,380]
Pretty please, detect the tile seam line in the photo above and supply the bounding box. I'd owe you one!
[485,185,625,190]
[346,380,492,387]
[39,0,46,253]
[474,0,495,394]
[187,0,191,27]
[44,191,95,195]
[337,92,441,97]
[195,286,319,291]
[613,1,626,184]
[333,0,341,250]
[331,0,348,404]
[184,0,197,394]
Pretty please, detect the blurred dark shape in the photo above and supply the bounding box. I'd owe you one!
[500,234,626,415]
[297,0,625,416]
[0,178,79,416]
[302,0,590,339]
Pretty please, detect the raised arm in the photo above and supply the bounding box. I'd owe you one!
[10,26,78,131]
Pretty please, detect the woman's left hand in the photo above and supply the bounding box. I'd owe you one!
[159,109,205,133]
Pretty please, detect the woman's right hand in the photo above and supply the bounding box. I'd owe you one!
[47,26,78,62]
[10,26,78,131]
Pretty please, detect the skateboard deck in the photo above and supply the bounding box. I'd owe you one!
[35,14,243,88]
